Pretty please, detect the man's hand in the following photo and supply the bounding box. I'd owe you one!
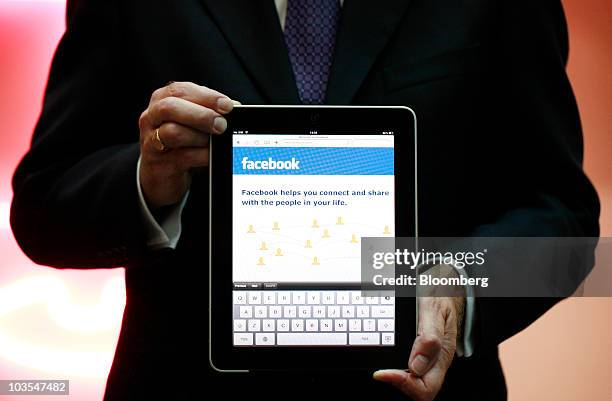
[139,82,238,210]
[374,296,464,401]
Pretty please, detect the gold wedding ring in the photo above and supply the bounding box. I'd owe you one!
[152,128,166,152]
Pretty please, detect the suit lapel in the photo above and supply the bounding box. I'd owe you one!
[326,0,413,104]
[200,0,300,104]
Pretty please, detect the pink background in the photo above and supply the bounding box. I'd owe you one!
[0,1,610,399]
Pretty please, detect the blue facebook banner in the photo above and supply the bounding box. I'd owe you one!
[233,147,394,175]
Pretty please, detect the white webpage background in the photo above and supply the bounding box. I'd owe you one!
[233,175,394,283]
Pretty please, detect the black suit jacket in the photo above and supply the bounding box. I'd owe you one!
[11,0,599,400]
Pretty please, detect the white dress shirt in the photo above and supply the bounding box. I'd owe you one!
[136,0,474,356]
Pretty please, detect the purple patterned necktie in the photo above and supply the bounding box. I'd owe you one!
[284,0,341,104]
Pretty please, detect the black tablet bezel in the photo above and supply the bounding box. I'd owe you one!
[209,106,417,372]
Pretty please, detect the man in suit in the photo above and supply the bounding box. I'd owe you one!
[11,0,599,400]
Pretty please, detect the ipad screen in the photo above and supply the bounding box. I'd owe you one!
[231,132,395,347]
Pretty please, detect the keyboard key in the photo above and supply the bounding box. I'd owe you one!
[239,306,253,318]
[366,296,379,304]
[248,292,262,304]
[248,319,261,332]
[306,319,319,332]
[381,295,395,304]
[382,333,395,345]
[234,319,246,332]
[337,292,350,304]
[277,319,290,332]
[342,306,355,318]
[234,291,247,305]
[327,306,340,318]
[351,291,364,304]
[307,291,320,304]
[334,319,347,332]
[283,306,297,318]
[234,333,253,346]
[277,333,347,345]
[349,333,380,345]
[378,319,395,332]
[262,319,275,332]
[363,319,376,332]
[291,319,304,332]
[256,333,275,345]
[293,291,306,304]
[321,319,333,332]
[254,306,267,318]
[263,292,276,305]
[269,306,282,318]
[357,306,370,318]
[278,292,291,304]
[313,306,326,318]
[299,306,311,318]
[322,292,335,304]
[372,306,394,318]
[349,319,362,332]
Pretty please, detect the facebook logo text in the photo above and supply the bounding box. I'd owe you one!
[241,156,301,171]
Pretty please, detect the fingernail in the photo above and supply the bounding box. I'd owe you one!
[410,355,430,376]
[217,97,234,114]
[213,117,227,133]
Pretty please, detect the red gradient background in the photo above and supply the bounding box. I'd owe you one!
[0,1,610,400]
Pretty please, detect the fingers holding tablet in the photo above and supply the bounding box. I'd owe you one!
[138,82,238,210]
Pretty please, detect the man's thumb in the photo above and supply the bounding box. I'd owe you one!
[409,333,442,376]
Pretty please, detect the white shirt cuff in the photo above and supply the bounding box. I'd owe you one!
[136,157,188,250]
[452,264,475,357]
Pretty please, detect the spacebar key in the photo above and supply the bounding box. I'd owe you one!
[277,333,347,345]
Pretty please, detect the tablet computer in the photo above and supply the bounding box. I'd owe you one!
[209,105,417,372]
